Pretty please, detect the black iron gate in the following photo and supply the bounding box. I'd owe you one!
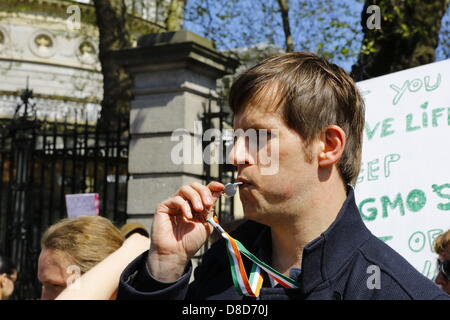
[0,89,236,299]
[201,94,237,224]
[0,88,129,299]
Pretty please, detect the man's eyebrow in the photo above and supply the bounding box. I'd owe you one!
[237,120,275,130]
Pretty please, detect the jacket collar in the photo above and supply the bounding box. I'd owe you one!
[298,186,371,294]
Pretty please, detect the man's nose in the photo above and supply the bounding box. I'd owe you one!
[229,136,256,166]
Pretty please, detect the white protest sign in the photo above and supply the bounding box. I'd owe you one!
[65,193,100,218]
[355,59,450,280]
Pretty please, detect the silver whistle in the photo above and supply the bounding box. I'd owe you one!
[195,182,242,219]
[222,182,243,198]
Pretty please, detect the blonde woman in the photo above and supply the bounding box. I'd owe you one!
[37,215,149,300]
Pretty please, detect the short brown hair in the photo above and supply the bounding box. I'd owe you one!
[434,230,450,255]
[41,216,125,273]
[229,52,365,185]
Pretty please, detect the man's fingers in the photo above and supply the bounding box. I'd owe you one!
[191,182,216,207]
[178,185,204,212]
[162,182,226,220]
[159,196,193,219]
[207,181,225,192]
[207,181,225,201]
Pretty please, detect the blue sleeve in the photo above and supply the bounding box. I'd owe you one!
[117,250,192,300]
[433,293,450,300]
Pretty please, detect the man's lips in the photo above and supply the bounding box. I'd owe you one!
[236,177,253,187]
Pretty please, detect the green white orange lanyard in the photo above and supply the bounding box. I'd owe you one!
[207,215,300,297]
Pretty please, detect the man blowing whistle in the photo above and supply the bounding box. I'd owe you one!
[117,52,450,300]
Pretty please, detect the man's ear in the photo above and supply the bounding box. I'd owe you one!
[317,125,346,167]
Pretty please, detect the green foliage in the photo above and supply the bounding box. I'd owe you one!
[353,0,450,80]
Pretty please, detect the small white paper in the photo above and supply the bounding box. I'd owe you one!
[65,193,99,218]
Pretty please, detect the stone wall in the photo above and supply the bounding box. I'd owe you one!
[115,30,239,232]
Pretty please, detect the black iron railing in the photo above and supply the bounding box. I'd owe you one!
[0,88,129,299]
[0,88,236,299]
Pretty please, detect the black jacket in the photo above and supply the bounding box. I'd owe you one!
[117,188,450,300]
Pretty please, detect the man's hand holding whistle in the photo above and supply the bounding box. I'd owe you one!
[147,181,226,282]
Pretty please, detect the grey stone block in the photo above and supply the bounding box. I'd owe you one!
[127,175,203,215]
[138,30,215,50]
[128,135,204,175]
[130,91,218,135]
[133,68,216,94]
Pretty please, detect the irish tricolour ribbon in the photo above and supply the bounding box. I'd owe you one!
[207,216,300,297]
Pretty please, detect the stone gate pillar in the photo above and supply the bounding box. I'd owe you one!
[115,30,239,231]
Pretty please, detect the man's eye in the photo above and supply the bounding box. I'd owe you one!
[258,130,275,141]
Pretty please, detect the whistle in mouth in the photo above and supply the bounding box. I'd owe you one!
[223,182,243,198]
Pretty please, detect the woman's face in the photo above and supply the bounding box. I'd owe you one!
[0,270,17,300]
[37,249,73,300]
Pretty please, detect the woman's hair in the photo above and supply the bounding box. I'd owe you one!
[0,253,16,275]
[41,216,125,273]
[434,229,450,255]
